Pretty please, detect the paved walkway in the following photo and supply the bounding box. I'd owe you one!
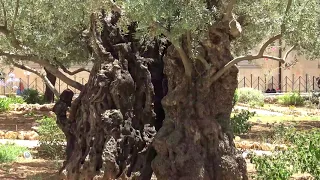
[0,139,39,148]
[234,106,284,116]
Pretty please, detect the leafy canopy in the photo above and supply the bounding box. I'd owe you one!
[120,0,320,59]
[0,0,111,66]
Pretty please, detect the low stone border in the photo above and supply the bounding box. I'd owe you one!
[0,130,39,140]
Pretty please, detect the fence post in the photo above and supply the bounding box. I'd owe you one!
[285,76,288,92]
[19,78,21,94]
[298,76,301,92]
[250,74,253,88]
[271,76,274,89]
[292,74,295,92]
[305,74,308,92]
[243,77,246,88]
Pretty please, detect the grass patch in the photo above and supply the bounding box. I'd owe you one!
[0,143,27,163]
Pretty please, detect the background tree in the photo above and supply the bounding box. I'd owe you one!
[55,0,320,179]
[0,0,111,96]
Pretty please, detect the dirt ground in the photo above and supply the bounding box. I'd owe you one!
[0,111,51,132]
[0,110,319,179]
[0,158,60,180]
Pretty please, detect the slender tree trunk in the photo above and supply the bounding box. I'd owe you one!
[44,67,56,103]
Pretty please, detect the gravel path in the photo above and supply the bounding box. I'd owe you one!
[234,106,284,116]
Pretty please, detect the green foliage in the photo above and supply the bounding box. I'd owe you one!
[0,96,25,112]
[277,92,304,106]
[310,91,320,105]
[252,129,320,179]
[234,0,320,60]
[237,88,265,107]
[233,89,239,106]
[37,116,65,159]
[21,89,44,104]
[0,143,27,163]
[123,0,216,43]
[231,109,255,135]
[0,0,110,67]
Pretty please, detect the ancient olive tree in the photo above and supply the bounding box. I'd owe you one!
[55,0,320,179]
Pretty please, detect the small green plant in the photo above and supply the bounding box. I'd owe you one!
[310,91,320,105]
[277,92,304,106]
[252,129,320,179]
[0,143,27,163]
[233,89,239,106]
[21,89,45,104]
[237,88,264,107]
[0,96,25,112]
[37,116,65,159]
[231,110,255,135]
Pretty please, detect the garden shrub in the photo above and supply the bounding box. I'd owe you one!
[252,129,320,179]
[0,143,27,163]
[277,92,304,106]
[37,116,65,159]
[310,91,320,105]
[237,88,264,107]
[231,109,255,135]
[21,89,45,104]
[0,96,25,112]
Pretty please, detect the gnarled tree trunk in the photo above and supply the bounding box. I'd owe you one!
[151,25,247,179]
[55,11,247,180]
[57,12,167,180]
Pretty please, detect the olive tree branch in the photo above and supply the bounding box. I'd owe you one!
[54,59,91,75]
[209,34,295,84]
[8,60,60,97]
[11,0,20,31]
[223,0,236,21]
[0,0,7,27]
[0,50,84,90]
[154,21,193,78]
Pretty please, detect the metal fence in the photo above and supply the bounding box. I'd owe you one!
[0,77,89,95]
[1,74,318,96]
[238,74,320,92]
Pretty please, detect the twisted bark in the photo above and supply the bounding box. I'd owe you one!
[57,12,167,179]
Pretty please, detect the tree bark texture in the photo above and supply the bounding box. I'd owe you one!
[151,23,248,180]
[44,67,56,103]
[56,12,167,180]
[55,12,247,180]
